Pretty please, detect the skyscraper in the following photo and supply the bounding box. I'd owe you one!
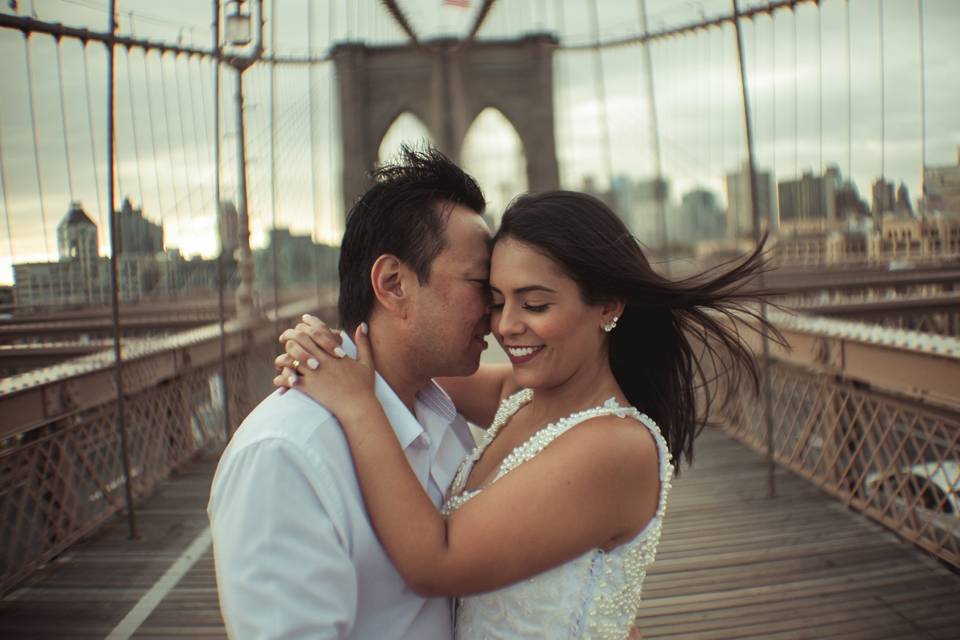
[725,163,775,240]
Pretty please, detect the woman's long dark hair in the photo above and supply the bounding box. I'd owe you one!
[494,190,781,471]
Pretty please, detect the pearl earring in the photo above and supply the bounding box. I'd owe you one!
[602,315,619,333]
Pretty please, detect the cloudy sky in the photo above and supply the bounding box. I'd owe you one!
[0,0,958,283]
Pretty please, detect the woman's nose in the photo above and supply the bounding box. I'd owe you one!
[496,304,524,336]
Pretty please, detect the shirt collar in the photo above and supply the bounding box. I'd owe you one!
[340,332,424,450]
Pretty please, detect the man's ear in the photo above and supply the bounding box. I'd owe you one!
[370,254,415,318]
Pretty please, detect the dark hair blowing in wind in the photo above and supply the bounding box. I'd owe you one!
[494,190,779,470]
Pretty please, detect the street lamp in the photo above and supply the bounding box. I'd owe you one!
[225,0,252,47]
[220,0,263,321]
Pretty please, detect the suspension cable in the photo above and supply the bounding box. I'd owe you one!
[141,50,166,219]
[23,35,52,257]
[878,0,885,184]
[308,0,322,303]
[817,5,823,177]
[124,42,146,208]
[192,57,215,184]
[917,0,926,210]
[82,42,105,232]
[793,5,799,180]
[158,52,184,242]
[172,53,199,220]
[55,38,76,202]
[846,0,852,182]
[587,0,614,190]
[183,53,209,217]
[0,111,16,265]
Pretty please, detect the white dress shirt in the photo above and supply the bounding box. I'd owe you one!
[208,335,473,639]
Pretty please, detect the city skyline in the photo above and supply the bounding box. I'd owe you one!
[1,0,958,284]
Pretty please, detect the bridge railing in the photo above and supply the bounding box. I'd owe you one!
[721,312,960,568]
[0,299,336,595]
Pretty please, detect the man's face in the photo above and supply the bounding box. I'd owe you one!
[404,203,492,378]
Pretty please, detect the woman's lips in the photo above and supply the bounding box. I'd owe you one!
[505,345,544,365]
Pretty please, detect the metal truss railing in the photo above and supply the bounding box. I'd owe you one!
[0,301,335,595]
[720,314,960,568]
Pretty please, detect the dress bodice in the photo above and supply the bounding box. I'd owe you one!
[441,389,674,639]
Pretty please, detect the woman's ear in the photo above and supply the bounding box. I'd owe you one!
[370,254,413,319]
[600,300,625,329]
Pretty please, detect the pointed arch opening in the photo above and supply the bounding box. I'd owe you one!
[378,112,435,165]
[460,107,528,227]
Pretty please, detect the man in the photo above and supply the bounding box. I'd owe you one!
[207,147,492,639]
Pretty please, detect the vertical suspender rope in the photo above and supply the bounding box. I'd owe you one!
[328,1,340,286]
[171,53,198,222]
[917,0,926,212]
[23,36,52,259]
[878,0,885,186]
[637,0,665,253]
[772,9,777,222]
[213,0,231,440]
[308,0,323,307]
[731,0,776,499]
[142,52,165,217]
[159,53,184,242]
[83,44,106,233]
[555,0,574,186]
[793,6,799,181]
[587,0,614,196]
[270,0,280,335]
[192,56,215,190]
[0,113,16,266]
[182,53,208,218]
[846,0,852,184]
[55,39,76,203]
[106,0,139,541]
[817,5,823,179]
[123,44,146,210]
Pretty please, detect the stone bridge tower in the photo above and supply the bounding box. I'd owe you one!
[333,33,560,215]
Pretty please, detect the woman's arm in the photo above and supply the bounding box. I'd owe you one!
[273,315,515,427]
[290,326,661,597]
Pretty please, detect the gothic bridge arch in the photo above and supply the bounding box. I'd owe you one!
[333,34,560,214]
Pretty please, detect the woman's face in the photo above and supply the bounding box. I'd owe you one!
[489,237,613,390]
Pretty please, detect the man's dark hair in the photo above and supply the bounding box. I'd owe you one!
[337,145,486,332]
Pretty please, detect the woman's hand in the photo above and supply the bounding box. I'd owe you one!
[275,323,377,421]
[273,314,346,390]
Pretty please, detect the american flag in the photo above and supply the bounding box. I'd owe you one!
[444,0,471,8]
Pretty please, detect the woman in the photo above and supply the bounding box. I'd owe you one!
[275,191,773,638]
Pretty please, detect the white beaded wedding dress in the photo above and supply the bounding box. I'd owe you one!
[441,389,674,640]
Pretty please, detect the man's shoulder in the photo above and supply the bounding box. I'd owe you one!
[224,389,351,466]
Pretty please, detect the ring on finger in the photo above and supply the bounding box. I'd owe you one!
[292,359,301,369]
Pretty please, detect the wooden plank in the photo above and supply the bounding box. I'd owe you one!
[2,429,959,638]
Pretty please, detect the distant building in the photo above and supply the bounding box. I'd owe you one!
[724,163,775,240]
[895,182,914,217]
[675,188,725,245]
[117,197,164,255]
[871,178,896,215]
[923,147,960,214]
[777,166,868,234]
[219,200,240,256]
[254,228,340,292]
[12,201,228,309]
[607,175,670,246]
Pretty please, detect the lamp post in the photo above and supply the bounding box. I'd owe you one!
[221,0,263,321]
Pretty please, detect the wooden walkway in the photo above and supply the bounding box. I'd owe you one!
[2,429,958,639]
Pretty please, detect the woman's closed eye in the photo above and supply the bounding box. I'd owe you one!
[489,302,550,313]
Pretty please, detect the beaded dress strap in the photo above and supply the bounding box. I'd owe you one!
[491,397,649,483]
